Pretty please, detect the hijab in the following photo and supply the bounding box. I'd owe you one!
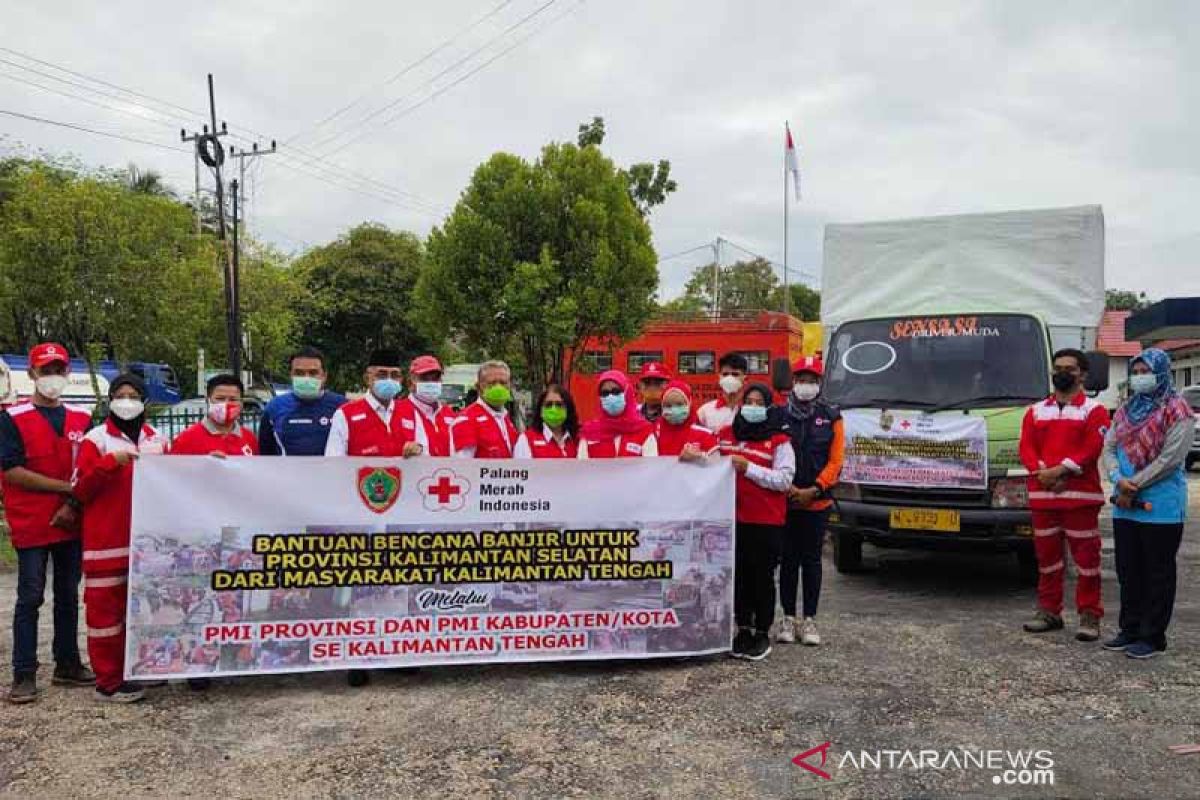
[655,380,700,456]
[731,382,779,442]
[1113,348,1193,470]
[580,370,654,442]
[108,372,147,443]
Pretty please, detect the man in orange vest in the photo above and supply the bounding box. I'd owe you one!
[0,343,95,703]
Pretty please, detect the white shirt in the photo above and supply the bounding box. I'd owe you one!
[324,393,395,456]
[513,425,573,459]
[743,441,796,492]
[697,398,737,432]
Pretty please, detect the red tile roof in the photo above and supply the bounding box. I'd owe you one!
[1097,310,1142,357]
[1157,339,1200,353]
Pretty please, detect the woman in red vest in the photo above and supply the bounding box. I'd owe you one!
[716,382,795,662]
[578,370,657,458]
[514,384,579,459]
[74,374,169,703]
[655,380,718,460]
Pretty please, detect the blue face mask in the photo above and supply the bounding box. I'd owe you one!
[601,393,627,417]
[662,405,690,426]
[740,405,767,424]
[1129,373,1158,395]
[414,381,442,404]
[372,378,402,401]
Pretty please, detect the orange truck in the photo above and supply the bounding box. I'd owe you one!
[568,311,814,421]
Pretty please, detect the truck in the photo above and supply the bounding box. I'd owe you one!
[1,355,181,406]
[819,205,1109,575]
[568,311,811,422]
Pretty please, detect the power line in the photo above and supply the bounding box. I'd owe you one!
[0,108,188,153]
[722,237,818,282]
[657,243,715,263]
[286,0,515,147]
[308,0,564,157]
[0,69,182,134]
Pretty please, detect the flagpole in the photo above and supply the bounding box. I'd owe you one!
[783,123,791,318]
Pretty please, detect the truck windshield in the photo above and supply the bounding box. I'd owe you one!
[824,314,1048,410]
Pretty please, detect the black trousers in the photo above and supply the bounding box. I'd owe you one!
[734,522,782,634]
[780,508,828,618]
[1113,518,1185,648]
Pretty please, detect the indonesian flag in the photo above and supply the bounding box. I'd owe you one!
[785,122,801,201]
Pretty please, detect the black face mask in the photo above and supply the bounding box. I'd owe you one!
[1051,372,1077,392]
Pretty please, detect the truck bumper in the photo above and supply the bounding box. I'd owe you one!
[830,501,1033,551]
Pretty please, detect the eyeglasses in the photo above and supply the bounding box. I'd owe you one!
[599,388,624,398]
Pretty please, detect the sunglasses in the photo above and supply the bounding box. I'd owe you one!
[599,388,624,398]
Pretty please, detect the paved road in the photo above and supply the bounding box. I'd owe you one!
[1,475,1197,798]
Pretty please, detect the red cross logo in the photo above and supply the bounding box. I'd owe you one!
[900,419,912,430]
[418,468,471,512]
[792,741,833,780]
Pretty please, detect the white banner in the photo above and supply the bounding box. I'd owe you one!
[126,456,735,679]
[841,410,988,489]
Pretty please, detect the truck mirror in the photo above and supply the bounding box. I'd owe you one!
[1084,351,1109,392]
[771,357,793,393]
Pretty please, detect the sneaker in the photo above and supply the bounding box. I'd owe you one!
[52,662,96,687]
[1023,610,1064,634]
[799,617,821,647]
[742,632,772,662]
[730,627,754,659]
[1076,613,1101,643]
[1126,641,1165,660]
[1103,632,1136,652]
[7,674,37,705]
[775,616,797,644]
[96,682,145,703]
[347,669,371,687]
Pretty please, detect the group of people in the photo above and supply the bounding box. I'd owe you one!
[1019,347,1194,659]
[3,339,1191,706]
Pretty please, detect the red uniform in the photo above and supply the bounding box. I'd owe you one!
[580,427,656,459]
[655,420,719,457]
[717,427,793,526]
[519,427,578,459]
[1019,393,1110,618]
[0,402,91,548]
[336,397,414,457]
[393,396,456,456]
[451,400,518,459]
[73,420,169,692]
[171,420,259,456]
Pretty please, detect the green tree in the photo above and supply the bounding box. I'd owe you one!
[124,163,173,197]
[415,140,660,391]
[769,282,821,320]
[574,116,676,217]
[679,258,778,315]
[1105,288,1148,311]
[295,223,431,391]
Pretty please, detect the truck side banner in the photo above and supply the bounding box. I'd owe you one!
[126,457,735,679]
[841,410,988,490]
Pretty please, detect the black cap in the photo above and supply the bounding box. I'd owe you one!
[109,372,147,399]
[367,349,402,368]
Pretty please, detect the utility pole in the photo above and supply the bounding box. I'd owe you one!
[229,140,277,239]
[712,236,723,320]
[231,178,242,384]
[180,122,227,235]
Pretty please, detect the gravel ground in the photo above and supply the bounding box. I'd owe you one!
[1,475,1198,799]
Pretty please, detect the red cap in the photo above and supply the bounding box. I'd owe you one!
[638,361,672,381]
[30,342,69,369]
[791,355,824,377]
[409,355,442,376]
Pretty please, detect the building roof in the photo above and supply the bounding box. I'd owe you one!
[1097,310,1142,357]
[1157,339,1200,353]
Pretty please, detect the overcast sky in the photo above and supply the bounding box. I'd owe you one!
[2,0,1196,302]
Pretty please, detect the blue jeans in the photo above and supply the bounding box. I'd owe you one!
[12,539,82,676]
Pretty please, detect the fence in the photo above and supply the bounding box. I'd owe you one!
[149,406,263,441]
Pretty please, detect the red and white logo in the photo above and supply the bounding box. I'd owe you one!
[418,468,471,512]
[793,742,833,780]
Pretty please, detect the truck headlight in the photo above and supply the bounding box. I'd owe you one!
[831,482,861,502]
[990,477,1029,509]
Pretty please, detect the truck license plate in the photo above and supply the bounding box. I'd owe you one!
[890,508,960,532]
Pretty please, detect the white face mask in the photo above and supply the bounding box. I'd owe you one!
[35,374,68,400]
[793,383,820,402]
[718,375,743,395]
[110,398,145,421]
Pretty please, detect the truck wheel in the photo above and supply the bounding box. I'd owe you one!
[1016,543,1038,586]
[833,529,864,573]
[1187,454,1198,472]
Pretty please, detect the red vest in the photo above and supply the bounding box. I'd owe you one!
[1,403,91,548]
[655,420,719,457]
[341,397,412,457]
[522,428,578,459]
[452,401,517,459]
[582,428,655,459]
[74,420,169,574]
[718,429,791,526]
[1020,394,1110,510]
[394,397,456,456]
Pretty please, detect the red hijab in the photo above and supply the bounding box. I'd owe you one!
[655,380,701,456]
[581,370,654,442]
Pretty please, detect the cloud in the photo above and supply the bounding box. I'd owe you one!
[2,0,1195,304]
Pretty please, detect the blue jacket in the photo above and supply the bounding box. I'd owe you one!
[1110,443,1188,525]
[259,391,346,456]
